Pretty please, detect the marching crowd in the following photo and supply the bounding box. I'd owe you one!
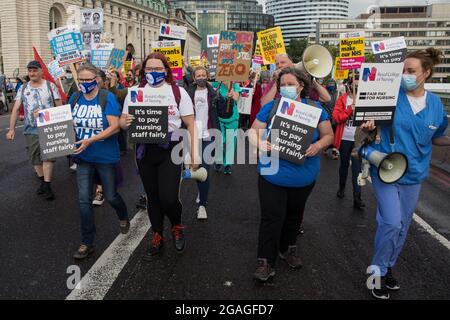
[5,47,450,300]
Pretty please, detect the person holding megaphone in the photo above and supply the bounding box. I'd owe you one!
[361,48,449,300]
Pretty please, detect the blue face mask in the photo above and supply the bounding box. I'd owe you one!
[146,71,166,86]
[401,74,419,91]
[79,80,98,94]
[280,86,299,100]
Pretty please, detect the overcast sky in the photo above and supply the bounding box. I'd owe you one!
[258,0,449,18]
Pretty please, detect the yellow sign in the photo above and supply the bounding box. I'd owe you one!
[339,32,365,70]
[257,27,286,65]
[333,58,349,80]
[151,40,183,81]
[123,61,133,75]
[189,56,201,67]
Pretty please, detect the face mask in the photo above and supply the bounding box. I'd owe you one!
[126,76,133,82]
[66,74,73,80]
[401,74,420,91]
[280,86,299,100]
[196,79,208,87]
[79,80,98,94]
[145,71,166,86]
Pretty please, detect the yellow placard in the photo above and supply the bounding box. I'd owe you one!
[189,56,201,67]
[151,41,183,80]
[123,61,133,75]
[333,58,349,80]
[257,27,286,65]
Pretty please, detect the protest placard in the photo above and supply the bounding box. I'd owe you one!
[372,37,407,63]
[237,87,253,115]
[48,25,84,66]
[207,34,220,78]
[107,48,126,70]
[159,23,187,54]
[81,8,103,32]
[353,63,404,125]
[268,97,322,165]
[333,57,349,80]
[189,56,201,67]
[127,88,173,144]
[216,31,254,83]
[91,43,114,70]
[37,105,76,160]
[48,60,66,79]
[257,27,286,65]
[340,31,365,70]
[151,40,183,81]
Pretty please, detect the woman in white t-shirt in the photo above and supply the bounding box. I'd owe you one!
[120,52,199,259]
[186,66,220,221]
[332,78,365,210]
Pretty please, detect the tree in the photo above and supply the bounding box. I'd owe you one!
[286,38,309,62]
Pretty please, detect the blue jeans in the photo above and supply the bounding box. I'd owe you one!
[370,174,421,276]
[197,139,214,207]
[77,161,129,246]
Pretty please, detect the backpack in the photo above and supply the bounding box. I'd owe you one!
[213,82,234,119]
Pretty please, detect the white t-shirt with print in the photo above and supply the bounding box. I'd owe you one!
[123,83,194,133]
[194,88,210,139]
[342,95,356,142]
[15,80,60,134]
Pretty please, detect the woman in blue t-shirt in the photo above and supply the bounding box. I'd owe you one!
[361,48,449,300]
[249,67,334,282]
[70,63,129,260]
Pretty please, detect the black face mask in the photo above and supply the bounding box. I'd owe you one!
[196,79,208,87]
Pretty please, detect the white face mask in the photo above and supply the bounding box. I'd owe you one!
[280,86,299,100]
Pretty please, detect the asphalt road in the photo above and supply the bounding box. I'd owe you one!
[1,117,449,300]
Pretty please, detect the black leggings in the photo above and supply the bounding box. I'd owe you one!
[257,176,315,265]
[137,143,182,234]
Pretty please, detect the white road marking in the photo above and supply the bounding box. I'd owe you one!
[66,209,151,300]
[413,214,450,251]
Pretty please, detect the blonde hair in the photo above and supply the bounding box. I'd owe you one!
[193,66,209,79]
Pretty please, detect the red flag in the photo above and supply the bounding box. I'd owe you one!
[33,47,68,104]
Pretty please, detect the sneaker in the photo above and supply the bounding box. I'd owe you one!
[353,193,366,209]
[197,206,208,220]
[253,258,275,282]
[73,245,95,260]
[386,268,400,291]
[70,163,77,172]
[279,246,303,269]
[142,232,164,260]
[336,186,345,199]
[36,181,46,196]
[171,225,186,253]
[224,166,232,175]
[371,276,390,300]
[119,220,130,234]
[92,191,105,206]
[214,163,222,172]
[136,195,147,210]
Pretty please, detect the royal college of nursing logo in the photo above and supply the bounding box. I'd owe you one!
[131,90,144,103]
[362,67,377,82]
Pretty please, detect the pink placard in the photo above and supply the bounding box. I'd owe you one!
[172,68,183,81]
[253,56,264,65]
[340,57,365,70]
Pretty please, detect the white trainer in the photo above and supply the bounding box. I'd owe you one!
[197,206,208,220]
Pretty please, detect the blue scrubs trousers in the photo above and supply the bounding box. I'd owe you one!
[370,174,422,276]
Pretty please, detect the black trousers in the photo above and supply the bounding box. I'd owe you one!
[257,176,315,265]
[339,140,361,194]
[137,143,182,234]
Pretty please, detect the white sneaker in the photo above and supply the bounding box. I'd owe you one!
[196,193,200,204]
[93,191,105,206]
[70,163,77,172]
[197,206,208,220]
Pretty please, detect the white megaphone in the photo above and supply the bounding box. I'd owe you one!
[359,145,408,184]
[182,167,208,182]
[300,44,333,79]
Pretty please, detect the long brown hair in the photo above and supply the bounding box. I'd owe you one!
[139,52,174,87]
[406,47,444,80]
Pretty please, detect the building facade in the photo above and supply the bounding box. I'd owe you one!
[0,0,202,77]
[308,3,450,84]
[266,0,349,45]
[169,0,274,50]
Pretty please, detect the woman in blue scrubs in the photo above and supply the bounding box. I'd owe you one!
[362,48,450,300]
